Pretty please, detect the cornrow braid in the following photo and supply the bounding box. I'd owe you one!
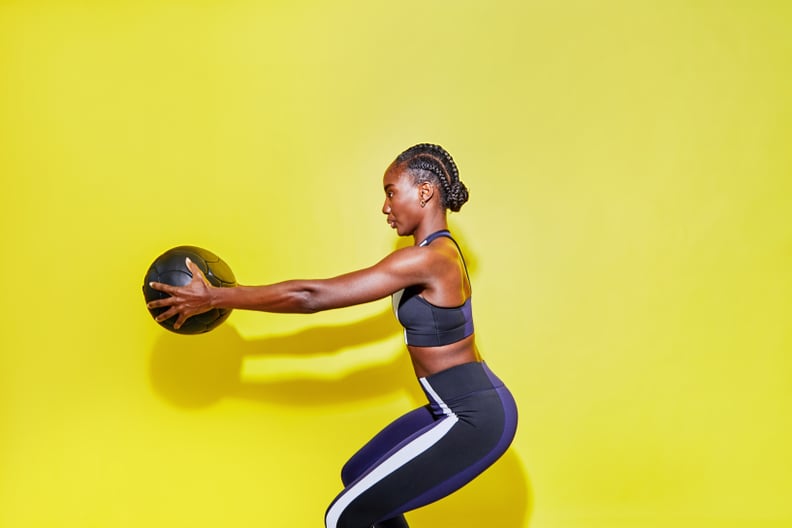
[395,143,470,212]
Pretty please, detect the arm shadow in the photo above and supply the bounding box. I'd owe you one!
[147,308,419,409]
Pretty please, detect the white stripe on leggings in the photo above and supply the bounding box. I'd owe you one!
[324,379,458,528]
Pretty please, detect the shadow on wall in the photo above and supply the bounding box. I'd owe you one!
[146,228,531,527]
[149,309,415,407]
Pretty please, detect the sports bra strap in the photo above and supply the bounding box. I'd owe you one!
[418,230,471,286]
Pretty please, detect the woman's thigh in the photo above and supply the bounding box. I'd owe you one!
[341,405,435,485]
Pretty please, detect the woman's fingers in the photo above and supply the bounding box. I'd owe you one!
[146,290,174,309]
[172,312,190,330]
[147,258,213,327]
[151,304,195,327]
[153,306,178,323]
[149,281,177,295]
[185,257,208,284]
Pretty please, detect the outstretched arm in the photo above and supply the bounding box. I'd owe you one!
[147,245,435,330]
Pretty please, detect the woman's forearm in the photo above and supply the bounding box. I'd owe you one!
[211,281,323,314]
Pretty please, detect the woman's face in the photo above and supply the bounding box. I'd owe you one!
[382,163,423,237]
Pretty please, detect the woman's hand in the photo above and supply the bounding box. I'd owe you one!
[147,258,216,330]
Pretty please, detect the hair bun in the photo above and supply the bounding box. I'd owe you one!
[446,181,469,212]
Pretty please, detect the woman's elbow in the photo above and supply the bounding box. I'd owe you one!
[294,288,325,314]
[287,281,348,313]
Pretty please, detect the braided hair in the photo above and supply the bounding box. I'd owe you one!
[395,143,469,212]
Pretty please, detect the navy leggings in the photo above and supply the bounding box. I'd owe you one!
[324,362,518,528]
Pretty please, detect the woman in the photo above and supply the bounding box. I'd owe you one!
[147,143,518,528]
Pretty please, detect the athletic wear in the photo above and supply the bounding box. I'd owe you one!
[392,230,474,347]
[324,230,517,528]
[324,362,518,528]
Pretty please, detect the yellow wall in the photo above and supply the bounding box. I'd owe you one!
[1,1,791,527]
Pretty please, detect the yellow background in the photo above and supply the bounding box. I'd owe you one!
[1,1,791,527]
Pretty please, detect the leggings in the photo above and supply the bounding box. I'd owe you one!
[324,361,518,528]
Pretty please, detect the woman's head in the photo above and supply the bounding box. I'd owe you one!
[392,143,469,213]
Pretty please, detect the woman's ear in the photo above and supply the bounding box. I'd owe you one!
[418,181,435,205]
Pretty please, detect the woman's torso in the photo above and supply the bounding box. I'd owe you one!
[392,230,481,377]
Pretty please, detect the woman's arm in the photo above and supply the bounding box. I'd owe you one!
[147,245,436,330]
